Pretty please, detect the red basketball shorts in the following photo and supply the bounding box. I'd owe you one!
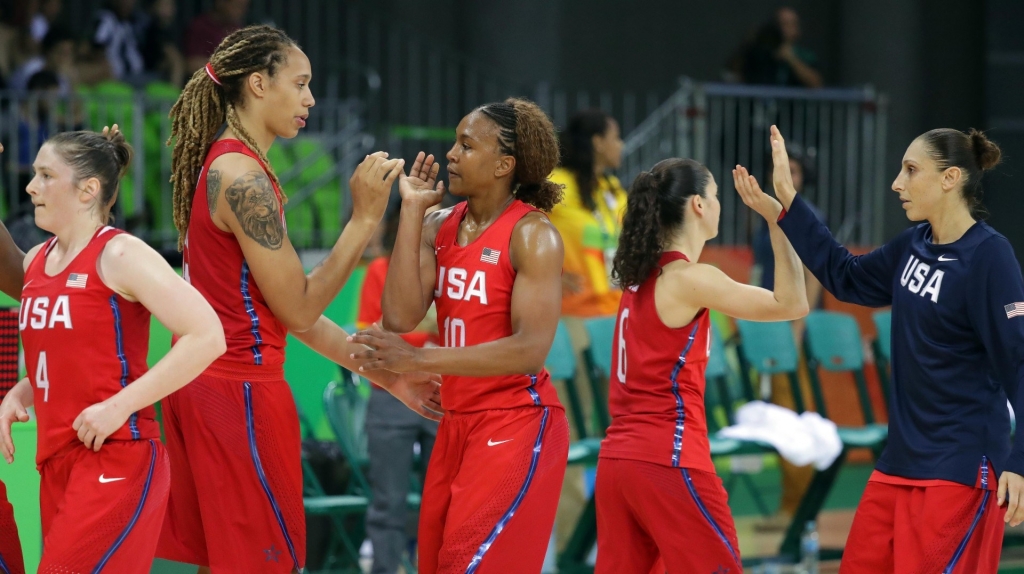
[840,479,1002,574]
[595,458,741,574]
[418,405,569,574]
[0,479,25,574]
[37,439,169,573]
[157,362,305,574]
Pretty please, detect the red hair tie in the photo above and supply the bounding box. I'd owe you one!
[205,62,222,86]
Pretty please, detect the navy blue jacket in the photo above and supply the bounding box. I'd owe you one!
[779,195,1024,486]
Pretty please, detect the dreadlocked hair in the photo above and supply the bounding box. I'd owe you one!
[477,97,563,211]
[169,24,296,250]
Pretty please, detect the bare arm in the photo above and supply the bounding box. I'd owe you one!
[210,152,403,332]
[72,235,226,451]
[292,316,443,420]
[665,159,808,323]
[354,213,564,376]
[382,152,446,332]
[0,145,25,298]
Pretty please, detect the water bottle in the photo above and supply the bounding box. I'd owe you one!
[800,520,820,574]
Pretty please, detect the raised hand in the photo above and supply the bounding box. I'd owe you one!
[733,165,783,222]
[349,151,405,225]
[769,125,798,209]
[398,151,445,208]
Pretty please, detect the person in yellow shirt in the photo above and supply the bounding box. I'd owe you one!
[547,109,625,551]
[549,109,626,317]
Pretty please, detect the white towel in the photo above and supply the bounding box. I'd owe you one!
[718,401,843,470]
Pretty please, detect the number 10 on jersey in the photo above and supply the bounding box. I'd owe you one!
[444,317,466,348]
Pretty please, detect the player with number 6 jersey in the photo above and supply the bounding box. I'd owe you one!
[352,98,569,574]
[0,128,225,572]
[596,154,808,573]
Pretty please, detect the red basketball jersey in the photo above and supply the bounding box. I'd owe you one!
[21,227,158,465]
[601,251,714,472]
[432,200,561,413]
[182,139,287,367]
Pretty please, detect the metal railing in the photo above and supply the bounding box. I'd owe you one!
[0,89,372,251]
[622,79,889,246]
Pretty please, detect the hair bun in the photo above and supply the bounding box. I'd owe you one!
[967,128,1002,171]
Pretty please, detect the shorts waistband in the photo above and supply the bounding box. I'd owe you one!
[203,358,285,381]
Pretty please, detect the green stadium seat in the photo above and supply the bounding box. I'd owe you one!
[581,316,615,432]
[872,310,892,400]
[735,319,804,410]
[803,310,888,455]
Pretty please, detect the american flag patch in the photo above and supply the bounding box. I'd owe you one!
[480,248,500,265]
[1006,303,1024,318]
[66,273,88,289]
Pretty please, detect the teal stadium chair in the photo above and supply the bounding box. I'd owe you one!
[581,316,615,433]
[324,379,422,572]
[803,311,888,456]
[735,319,805,410]
[872,310,892,401]
[298,404,369,572]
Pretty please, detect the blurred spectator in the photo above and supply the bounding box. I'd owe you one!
[184,0,250,73]
[737,7,822,88]
[357,207,439,574]
[0,3,20,88]
[546,108,626,551]
[29,0,62,44]
[141,0,184,86]
[91,0,145,83]
[9,25,75,94]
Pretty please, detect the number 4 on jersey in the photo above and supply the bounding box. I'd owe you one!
[36,350,50,402]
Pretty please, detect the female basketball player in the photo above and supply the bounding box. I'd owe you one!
[0,127,225,572]
[755,125,1023,573]
[157,25,442,573]
[590,151,807,572]
[350,98,570,573]
[0,142,26,574]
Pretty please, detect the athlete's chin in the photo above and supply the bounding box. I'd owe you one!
[447,181,468,197]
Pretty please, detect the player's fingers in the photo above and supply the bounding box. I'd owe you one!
[426,157,441,184]
[347,333,380,349]
[410,151,426,178]
[349,349,377,361]
[1013,499,1024,527]
[73,412,83,432]
[999,474,1008,506]
[374,158,402,181]
[0,421,14,463]
[419,405,444,421]
[93,433,106,452]
[383,159,405,188]
[358,360,386,372]
[1007,488,1019,523]
[15,407,28,422]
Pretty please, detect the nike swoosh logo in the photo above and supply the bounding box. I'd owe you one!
[938,255,957,262]
[487,439,513,447]
[98,475,126,484]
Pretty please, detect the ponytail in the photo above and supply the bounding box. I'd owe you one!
[612,158,710,287]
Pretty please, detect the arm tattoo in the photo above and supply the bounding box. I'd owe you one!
[206,168,222,215]
[224,170,285,250]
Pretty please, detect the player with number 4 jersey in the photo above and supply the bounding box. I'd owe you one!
[0,128,224,572]
[596,154,808,573]
[352,99,569,574]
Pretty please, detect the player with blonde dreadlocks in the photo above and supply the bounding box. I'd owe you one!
[156,24,444,574]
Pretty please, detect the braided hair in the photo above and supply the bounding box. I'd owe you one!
[477,98,563,211]
[168,24,296,250]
